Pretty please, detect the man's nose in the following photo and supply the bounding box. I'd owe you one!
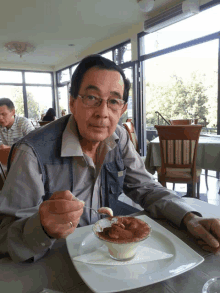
[95,99,109,117]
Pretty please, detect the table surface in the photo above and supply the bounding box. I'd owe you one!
[0,198,220,293]
[145,134,220,174]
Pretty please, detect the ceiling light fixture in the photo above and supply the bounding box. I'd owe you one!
[137,0,155,12]
[4,41,36,58]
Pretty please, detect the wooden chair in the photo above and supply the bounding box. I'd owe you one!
[122,120,139,152]
[155,125,203,199]
[122,119,147,166]
[0,147,11,166]
[38,121,51,126]
[0,162,6,190]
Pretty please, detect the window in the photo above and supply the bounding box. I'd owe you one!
[0,70,54,119]
[57,68,70,84]
[0,85,24,116]
[101,50,113,61]
[0,71,22,83]
[25,72,52,84]
[114,42,131,64]
[26,86,53,119]
[140,4,220,56]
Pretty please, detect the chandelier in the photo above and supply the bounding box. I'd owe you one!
[4,41,36,58]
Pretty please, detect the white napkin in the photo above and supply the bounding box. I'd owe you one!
[73,245,173,266]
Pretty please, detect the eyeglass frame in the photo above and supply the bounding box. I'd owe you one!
[77,94,127,111]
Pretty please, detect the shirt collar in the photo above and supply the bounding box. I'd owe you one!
[61,114,119,157]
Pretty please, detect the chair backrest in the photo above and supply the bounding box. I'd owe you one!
[0,162,6,190]
[39,121,51,126]
[122,121,139,152]
[155,125,202,177]
[0,147,11,166]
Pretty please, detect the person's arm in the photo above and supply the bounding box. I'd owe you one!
[0,144,55,263]
[22,119,35,136]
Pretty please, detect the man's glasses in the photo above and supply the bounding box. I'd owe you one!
[78,95,126,111]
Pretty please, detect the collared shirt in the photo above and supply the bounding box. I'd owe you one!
[0,115,201,263]
[0,115,35,146]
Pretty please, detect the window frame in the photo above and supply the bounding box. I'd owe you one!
[0,68,55,118]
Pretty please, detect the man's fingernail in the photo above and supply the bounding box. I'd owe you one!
[79,200,85,204]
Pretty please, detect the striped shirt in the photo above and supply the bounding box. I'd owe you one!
[0,115,35,146]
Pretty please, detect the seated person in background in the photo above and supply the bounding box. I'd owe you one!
[42,108,56,121]
[61,109,66,116]
[0,98,35,149]
[0,55,220,263]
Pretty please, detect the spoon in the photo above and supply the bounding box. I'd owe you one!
[84,206,113,217]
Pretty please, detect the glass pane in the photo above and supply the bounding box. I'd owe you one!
[26,86,53,119]
[0,71,22,83]
[57,68,70,84]
[25,72,52,84]
[118,67,133,125]
[114,43,131,64]
[143,39,218,138]
[0,85,24,116]
[58,85,69,117]
[140,4,220,55]
[101,51,113,61]
[71,64,78,76]
[124,67,133,119]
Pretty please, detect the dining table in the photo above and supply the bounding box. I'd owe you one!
[0,198,220,293]
[145,134,220,175]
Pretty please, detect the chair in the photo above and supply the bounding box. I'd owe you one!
[0,147,11,166]
[155,125,203,199]
[38,121,51,126]
[122,120,139,152]
[0,162,6,190]
[122,119,147,165]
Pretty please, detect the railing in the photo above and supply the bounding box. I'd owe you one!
[155,111,171,125]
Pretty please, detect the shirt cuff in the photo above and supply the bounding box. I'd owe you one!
[162,199,203,227]
[23,212,56,255]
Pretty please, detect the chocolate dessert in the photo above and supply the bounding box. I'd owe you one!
[97,216,150,243]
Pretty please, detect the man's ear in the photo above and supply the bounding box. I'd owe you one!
[121,103,127,116]
[69,96,76,114]
[12,109,15,116]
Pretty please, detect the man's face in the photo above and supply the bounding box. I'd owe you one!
[70,68,127,144]
[0,105,15,128]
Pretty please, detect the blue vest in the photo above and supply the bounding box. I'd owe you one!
[8,115,139,216]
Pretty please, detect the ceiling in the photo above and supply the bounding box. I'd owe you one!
[0,0,179,71]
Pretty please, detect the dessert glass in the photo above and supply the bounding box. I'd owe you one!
[92,216,151,261]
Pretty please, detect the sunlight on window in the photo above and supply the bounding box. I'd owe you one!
[101,51,113,61]
[141,4,220,55]
[0,85,24,116]
[25,72,52,84]
[0,71,22,83]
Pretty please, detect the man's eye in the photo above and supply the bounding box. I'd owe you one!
[109,99,120,105]
[86,95,98,101]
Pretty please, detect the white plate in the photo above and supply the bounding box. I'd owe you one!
[66,215,204,293]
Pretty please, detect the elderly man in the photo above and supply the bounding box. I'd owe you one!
[0,98,34,148]
[0,55,219,263]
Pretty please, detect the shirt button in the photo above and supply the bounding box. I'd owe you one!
[41,243,46,247]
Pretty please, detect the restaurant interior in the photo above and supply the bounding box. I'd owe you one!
[0,1,220,292]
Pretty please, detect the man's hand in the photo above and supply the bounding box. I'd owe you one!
[0,144,10,149]
[183,213,220,254]
[39,190,84,239]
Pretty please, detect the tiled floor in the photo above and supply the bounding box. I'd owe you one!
[119,170,220,209]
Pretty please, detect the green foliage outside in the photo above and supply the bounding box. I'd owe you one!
[145,71,217,129]
[12,88,48,119]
